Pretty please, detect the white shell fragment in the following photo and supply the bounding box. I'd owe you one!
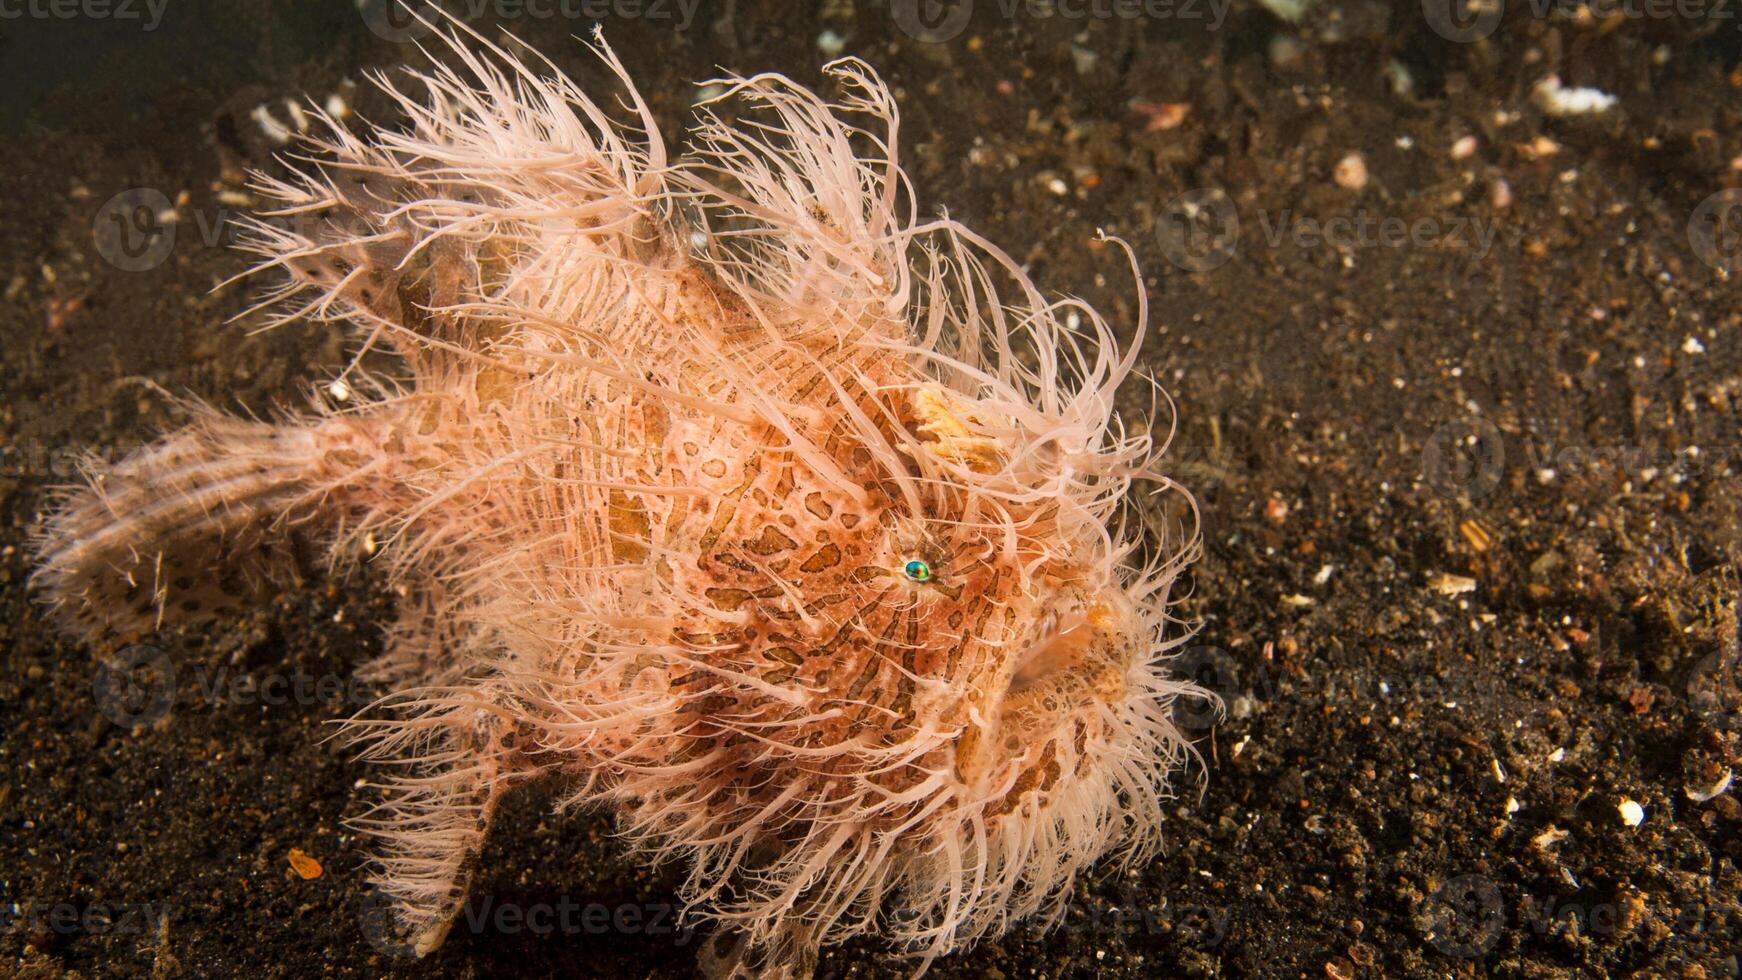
[1685,769,1733,803]
[1617,799,1644,828]
[1532,75,1618,117]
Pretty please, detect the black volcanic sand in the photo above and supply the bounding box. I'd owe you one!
[3,2,1740,977]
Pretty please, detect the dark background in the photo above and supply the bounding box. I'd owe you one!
[2,0,1740,976]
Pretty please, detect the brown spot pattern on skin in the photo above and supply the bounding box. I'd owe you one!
[704,587,754,612]
[799,544,841,574]
[748,526,799,556]
[608,489,651,562]
[984,740,1061,818]
[803,492,833,520]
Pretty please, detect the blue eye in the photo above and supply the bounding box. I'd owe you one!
[903,559,932,583]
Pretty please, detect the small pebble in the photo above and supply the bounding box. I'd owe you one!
[1533,75,1618,117]
[1490,177,1512,210]
[1685,769,1733,803]
[1428,572,1476,596]
[1070,45,1097,76]
[1526,135,1560,159]
[288,847,324,880]
[1618,799,1644,828]
[1532,825,1569,852]
[1384,59,1413,97]
[1333,152,1368,190]
[1131,100,1191,132]
[1269,34,1305,70]
[1264,496,1289,524]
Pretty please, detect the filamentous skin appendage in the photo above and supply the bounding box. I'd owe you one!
[33,26,1207,977]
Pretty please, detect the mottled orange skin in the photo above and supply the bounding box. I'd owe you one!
[650,364,1130,816]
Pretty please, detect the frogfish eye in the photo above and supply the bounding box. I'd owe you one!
[902,558,932,582]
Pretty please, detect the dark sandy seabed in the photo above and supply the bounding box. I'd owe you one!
[2,1,1740,977]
